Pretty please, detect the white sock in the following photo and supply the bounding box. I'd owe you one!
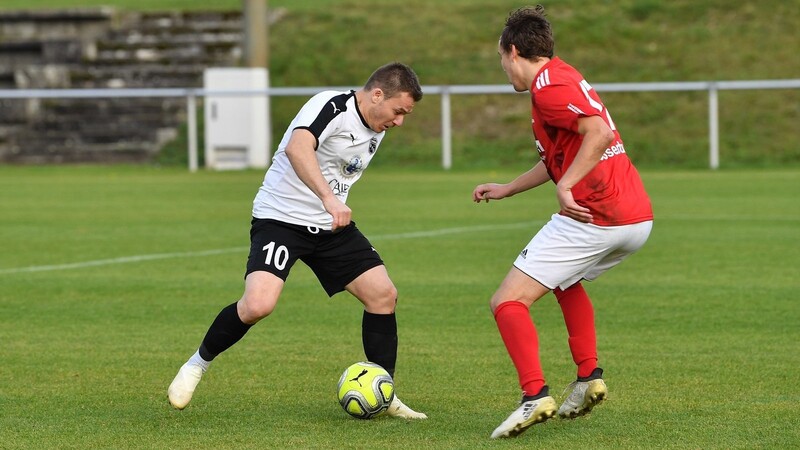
[187,350,211,373]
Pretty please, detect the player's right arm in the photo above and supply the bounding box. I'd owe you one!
[473,161,550,203]
[284,128,352,230]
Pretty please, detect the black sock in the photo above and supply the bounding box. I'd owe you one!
[198,302,253,361]
[523,385,550,401]
[362,311,398,378]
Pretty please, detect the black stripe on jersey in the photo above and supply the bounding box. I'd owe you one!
[296,90,354,150]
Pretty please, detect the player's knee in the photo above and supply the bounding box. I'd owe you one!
[490,296,531,314]
[379,287,398,311]
[489,293,505,312]
[237,295,276,323]
[386,284,398,304]
[364,285,397,314]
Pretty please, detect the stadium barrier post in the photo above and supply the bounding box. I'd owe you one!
[441,86,452,170]
[708,82,719,170]
[187,90,198,172]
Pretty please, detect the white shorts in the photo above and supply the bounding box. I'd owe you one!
[513,214,653,290]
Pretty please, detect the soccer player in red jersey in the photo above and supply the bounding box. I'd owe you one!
[472,5,654,439]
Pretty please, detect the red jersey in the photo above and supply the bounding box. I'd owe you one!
[531,57,653,226]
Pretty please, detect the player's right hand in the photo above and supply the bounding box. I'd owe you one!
[473,183,505,203]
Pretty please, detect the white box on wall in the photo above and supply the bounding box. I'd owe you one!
[204,67,269,170]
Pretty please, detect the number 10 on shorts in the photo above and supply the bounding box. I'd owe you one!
[263,242,289,270]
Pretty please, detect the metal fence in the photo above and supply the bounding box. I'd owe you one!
[2,78,799,171]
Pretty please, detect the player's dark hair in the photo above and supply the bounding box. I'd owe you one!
[500,5,554,59]
[364,62,423,102]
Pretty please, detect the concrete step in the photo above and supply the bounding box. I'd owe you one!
[33,116,183,133]
[99,32,241,47]
[0,124,25,143]
[45,98,186,116]
[134,11,242,30]
[10,122,178,149]
[68,64,208,87]
[93,45,239,65]
[0,8,114,22]
[1,141,156,164]
[34,114,183,131]
[15,126,160,143]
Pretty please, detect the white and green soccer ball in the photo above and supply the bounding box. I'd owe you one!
[337,361,394,419]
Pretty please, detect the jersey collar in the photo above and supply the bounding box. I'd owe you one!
[352,90,374,131]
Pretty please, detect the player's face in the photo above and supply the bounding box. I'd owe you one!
[498,42,526,92]
[366,90,415,132]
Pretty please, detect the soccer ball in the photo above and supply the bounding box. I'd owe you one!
[337,361,394,419]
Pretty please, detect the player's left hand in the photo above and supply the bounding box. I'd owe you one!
[556,186,593,223]
[323,196,352,231]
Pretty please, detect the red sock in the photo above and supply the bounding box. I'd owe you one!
[493,301,545,396]
[555,283,598,378]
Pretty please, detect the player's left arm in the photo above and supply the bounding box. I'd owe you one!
[556,115,615,223]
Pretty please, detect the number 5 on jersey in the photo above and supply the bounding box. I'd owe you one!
[579,79,617,131]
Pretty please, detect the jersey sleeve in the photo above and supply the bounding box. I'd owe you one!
[535,82,603,133]
[292,91,350,149]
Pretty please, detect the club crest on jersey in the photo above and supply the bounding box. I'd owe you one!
[368,137,378,154]
[341,154,365,177]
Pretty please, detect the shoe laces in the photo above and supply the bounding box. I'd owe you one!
[561,380,586,401]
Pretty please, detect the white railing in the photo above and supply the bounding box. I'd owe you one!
[2,79,799,171]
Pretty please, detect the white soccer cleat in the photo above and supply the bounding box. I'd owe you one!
[386,396,428,419]
[557,368,607,419]
[168,363,204,410]
[490,390,557,439]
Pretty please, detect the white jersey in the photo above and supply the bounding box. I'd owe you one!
[253,90,384,229]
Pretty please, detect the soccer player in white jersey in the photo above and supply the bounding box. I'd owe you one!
[168,62,427,419]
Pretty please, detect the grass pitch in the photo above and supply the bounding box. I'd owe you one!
[0,165,798,449]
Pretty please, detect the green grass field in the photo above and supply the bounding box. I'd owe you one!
[1,165,798,449]
[1,1,797,447]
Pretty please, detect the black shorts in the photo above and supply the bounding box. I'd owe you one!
[245,218,384,297]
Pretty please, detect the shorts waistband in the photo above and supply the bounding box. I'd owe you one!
[251,217,353,235]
